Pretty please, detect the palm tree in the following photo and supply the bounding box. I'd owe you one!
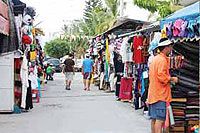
[104,0,120,28]
[133,0,183,20]
[94,0,120,35]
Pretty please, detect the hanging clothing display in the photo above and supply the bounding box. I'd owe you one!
[120,37,133,63]
[25,80,33,110]
[20,54,29,109]
[133,35,146,64]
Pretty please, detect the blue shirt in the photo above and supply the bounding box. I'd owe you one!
[83,58,94,73]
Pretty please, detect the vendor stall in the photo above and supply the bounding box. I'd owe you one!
[160,1,199,132]
[0,0,20,112]
[0,0,45,113]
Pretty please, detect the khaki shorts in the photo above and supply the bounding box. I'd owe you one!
[65,72,73,80]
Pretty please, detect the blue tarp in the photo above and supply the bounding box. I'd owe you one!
[160,1,200,29]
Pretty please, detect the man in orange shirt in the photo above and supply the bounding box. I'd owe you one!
[147,38,178,133]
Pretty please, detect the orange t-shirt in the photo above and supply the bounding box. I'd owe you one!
[147,53,171,104]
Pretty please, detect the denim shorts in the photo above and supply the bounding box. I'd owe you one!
[148,101,166,121]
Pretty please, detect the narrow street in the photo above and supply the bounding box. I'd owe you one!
[0,73,151,133]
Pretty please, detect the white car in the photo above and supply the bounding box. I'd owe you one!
[74,59,83,72]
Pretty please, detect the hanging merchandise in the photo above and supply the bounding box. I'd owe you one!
[30,50,37,61]
[120,37,133,63]
[105,38,110,82]
[20,54,29,109]
[160,2,200,41]
[132,35,146,64]
[109,73,117,92]
[113,51,124,98]
[108,41,115,65]
[159,3,200,130]
[169,56,184,69]
[22,34,32,44]
[119,77,133,101]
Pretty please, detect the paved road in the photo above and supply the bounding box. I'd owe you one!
[0,73,151,133]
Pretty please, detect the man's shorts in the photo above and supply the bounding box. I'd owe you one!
[148,101,166,121]
[65,72,73,80]
[83,72,92,80]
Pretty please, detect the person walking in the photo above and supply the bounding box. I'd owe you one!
[63,53,75,90]
[147,38,178,133]
[82,54,94,91]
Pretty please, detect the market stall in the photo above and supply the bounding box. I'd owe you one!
[90,18,149,97]
[160,1,199,132]
[0,0,45,113]
[0,0,21,112]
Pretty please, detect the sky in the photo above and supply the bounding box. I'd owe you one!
[21,0,151,44]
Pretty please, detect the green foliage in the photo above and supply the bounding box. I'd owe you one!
[105,0,120,18]
[80,0,120,37]
[133,0,158,13]
[44,35,89,59]
[44,39,69,59]
[133,0,182,19]
[83,0,103,24]
[82,0,104,36]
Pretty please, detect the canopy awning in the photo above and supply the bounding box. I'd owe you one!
[160,1,199,29]
[12,0,26,16]
[160,2,200,41]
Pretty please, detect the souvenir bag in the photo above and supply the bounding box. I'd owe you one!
[119,77,133,100]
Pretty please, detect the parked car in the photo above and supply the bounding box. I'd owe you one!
[47,58,62,72]
[74,59,82,72]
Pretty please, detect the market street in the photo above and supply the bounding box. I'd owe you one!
[0,73,150,133]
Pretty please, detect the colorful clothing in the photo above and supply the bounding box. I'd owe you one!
[46,66,53,73]
[133,36,145,64]
[82,58,93,74]
[147,53,171,104]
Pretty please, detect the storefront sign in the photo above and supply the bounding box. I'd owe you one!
[0,15,9,35]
